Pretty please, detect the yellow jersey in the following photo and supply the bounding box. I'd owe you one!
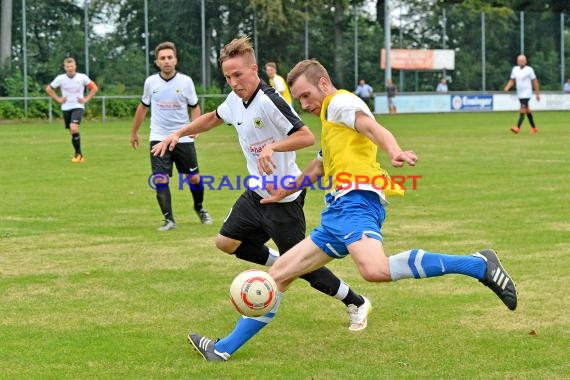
[319,90,404,200]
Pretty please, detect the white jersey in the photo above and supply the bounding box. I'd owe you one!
[510,65,537,99]
[49,73,93,111]
[216,81,305,202]
[141,72,199,143]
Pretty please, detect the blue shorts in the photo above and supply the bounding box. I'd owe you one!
[310,190,386,259]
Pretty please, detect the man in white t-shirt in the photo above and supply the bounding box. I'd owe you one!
[45,57,98,163]
[131,41,212,231]
[152,36,371,362]
[504,54,540,134]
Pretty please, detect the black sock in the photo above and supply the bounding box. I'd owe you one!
[300,266,363,307]
[233,242,270,265]
[527,113,536,128]
[71,133,81,155]
[517,113,524,127]
[156,187,173,221]
[191,188,204,212]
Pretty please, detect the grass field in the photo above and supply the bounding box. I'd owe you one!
[1,111,569,379]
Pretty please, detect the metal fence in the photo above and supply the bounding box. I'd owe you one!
[3,3,570,120]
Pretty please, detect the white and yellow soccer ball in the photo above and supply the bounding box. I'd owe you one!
[230,269,278,317]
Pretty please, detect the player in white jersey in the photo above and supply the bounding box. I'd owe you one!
[504,54,540,134]
[45,57,98,163]
[131,41,212,231]
[152,36,371,361]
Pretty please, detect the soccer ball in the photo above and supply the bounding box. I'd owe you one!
[230,269,278,317]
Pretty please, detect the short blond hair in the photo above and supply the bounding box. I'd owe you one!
[287,59,330,88]
[219,36,256,65]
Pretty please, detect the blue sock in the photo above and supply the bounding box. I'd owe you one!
[215,293,281,356]
[389,249,486,281]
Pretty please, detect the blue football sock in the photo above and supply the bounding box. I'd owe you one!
[215,293,281,355]
[389,249,486,281]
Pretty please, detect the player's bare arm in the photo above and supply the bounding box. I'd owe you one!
[130,103,149,149]
[78,82,98,104]
[258,126,315,175]
[45,85,66,104]
[533,79,540,101]
[260,157,324,204]
[504,79,514,92]
[151,111,223,157]
[354,111,417,167]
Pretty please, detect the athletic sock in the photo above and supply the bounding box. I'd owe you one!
[233,242,273,266]
[527,113,536,128]
[388,249,486,281]
[156,187,174,221]
[191,189,204,212]
[215,293,281,355]
[71,133,81,155]
[517,113,524,127]
[333,280,364,307]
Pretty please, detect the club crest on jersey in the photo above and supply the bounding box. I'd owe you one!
[253,117,264,129]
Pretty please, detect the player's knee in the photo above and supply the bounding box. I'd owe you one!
[215,235,239,254]
[188,173,201,184]
[358,266,391,282]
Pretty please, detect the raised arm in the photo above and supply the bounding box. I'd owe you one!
[354,111,417,167]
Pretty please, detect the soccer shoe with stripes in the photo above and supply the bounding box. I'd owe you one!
[196,209,213,225]
[187,332,229,362]
[473,249,518,311]
[347,295,372,331]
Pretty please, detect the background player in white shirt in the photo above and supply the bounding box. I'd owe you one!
[152,36,371,361]
[504,54,540,134]
[131,41,212,231]
[45,57,98,163]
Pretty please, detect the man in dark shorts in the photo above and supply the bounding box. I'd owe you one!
[46,57,98,163]
[131,41,212,231]
[152,36,372,361]
[504,54,540,134]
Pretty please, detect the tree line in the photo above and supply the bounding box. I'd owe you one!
[0,0,568,119]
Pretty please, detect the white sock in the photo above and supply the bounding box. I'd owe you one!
[265,247,280,266]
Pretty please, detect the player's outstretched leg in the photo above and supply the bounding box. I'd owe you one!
[472,249,518,310]
[188,333,228,362]
[388,248,517,310]
[188,293,282,362]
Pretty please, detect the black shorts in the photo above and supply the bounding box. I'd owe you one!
[519,98,530,108]
[150,141,199,177]
[220,189,307,253]
[63,109,84,129]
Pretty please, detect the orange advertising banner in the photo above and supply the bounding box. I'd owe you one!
[381,49,455,70]
[381,49,433,70]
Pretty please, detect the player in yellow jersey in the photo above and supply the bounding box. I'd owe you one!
[188,58,518,362]
[262,59,517,317]
[265,62,292,106]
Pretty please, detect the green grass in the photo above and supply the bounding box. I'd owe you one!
[1,112,569,379]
